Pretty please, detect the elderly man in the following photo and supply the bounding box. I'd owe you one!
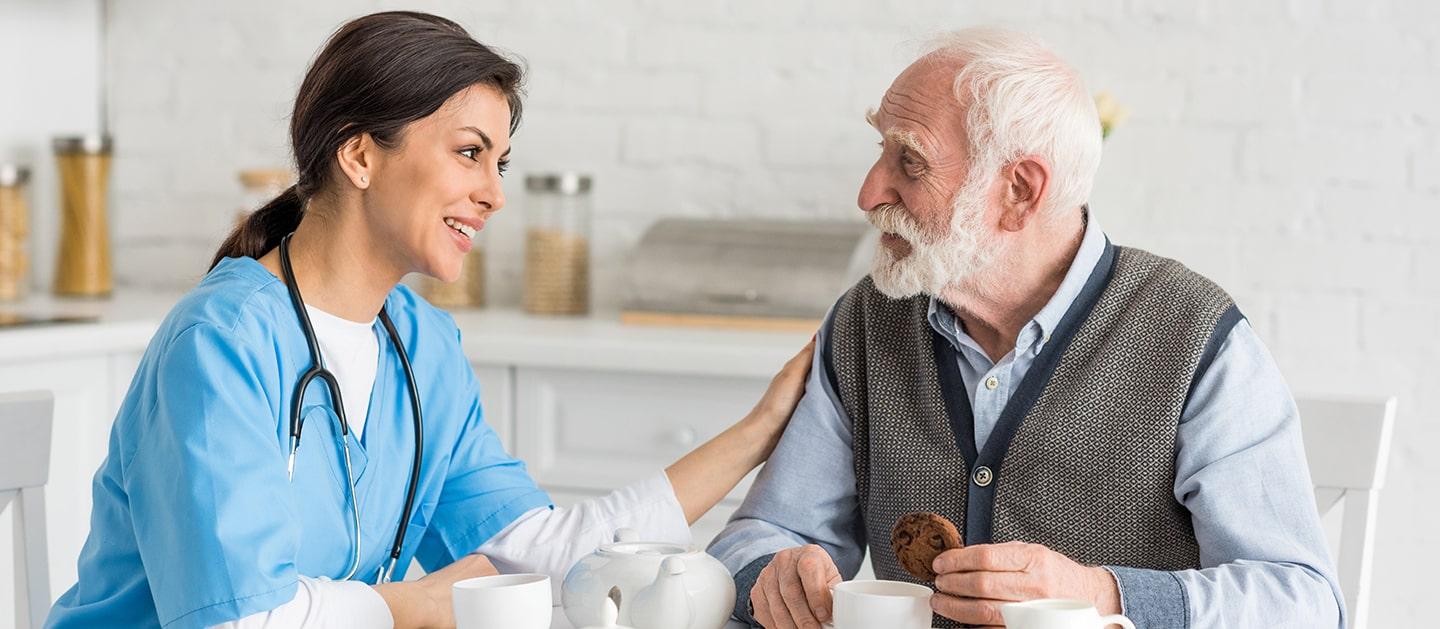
[707,28,1343,629]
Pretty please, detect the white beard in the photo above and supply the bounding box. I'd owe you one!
[867,172,1004,300]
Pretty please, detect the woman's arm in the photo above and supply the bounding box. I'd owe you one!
[469,341,815,581]
[664,340,815,525]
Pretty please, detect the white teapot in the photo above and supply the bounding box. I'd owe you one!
[562,529,737,629]
[573,592,635,629]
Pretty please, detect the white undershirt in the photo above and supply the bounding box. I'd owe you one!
[211,305,692,628]
[302,304,380,439]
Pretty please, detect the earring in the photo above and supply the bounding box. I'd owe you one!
[359,175,368,186]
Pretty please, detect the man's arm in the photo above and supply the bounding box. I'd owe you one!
[1110,319,1345,628]
[706,316,867,623]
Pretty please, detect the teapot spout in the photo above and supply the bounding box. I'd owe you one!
[629,557,691,629]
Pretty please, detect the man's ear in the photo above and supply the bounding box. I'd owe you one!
[997,156,1052,232]
[336,133,375,190]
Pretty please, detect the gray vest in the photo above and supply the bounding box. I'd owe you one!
[826,244,1241,627]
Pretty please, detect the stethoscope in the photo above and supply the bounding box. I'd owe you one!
[279,233,424,584]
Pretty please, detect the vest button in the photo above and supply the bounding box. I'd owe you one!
[973,466,994,487]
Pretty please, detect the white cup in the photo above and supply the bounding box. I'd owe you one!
[1001,598,1135,629]
[829,580,932,629]
[452,573,552,629]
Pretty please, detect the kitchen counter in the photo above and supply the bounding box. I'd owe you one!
[0,291,172,361]
[0,290,812,375]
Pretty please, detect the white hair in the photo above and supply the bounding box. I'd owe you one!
[924,28,1102,215]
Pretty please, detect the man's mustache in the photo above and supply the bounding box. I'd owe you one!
[868,202,932,244]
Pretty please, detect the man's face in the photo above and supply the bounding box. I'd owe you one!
[857,58,1004,299]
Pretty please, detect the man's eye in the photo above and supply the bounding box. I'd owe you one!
[460,148,480,161]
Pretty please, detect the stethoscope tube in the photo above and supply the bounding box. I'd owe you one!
[278,233,424,584]
[377,310,424,583]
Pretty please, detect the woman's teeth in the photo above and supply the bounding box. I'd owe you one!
[444,217,477,239]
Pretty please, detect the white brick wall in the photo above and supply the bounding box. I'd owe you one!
[90,0,1440,625]
[0,0,103,294]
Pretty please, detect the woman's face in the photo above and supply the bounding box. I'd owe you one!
[363,84,511,282]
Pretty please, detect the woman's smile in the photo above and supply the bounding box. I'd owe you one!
[443,216,482,254]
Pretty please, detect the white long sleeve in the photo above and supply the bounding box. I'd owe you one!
[208,576,392,629]
[476,470,693,597]
[208,471,687,628]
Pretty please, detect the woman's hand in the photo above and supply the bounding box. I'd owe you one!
[743,338,816,456]
[375,553,499,628]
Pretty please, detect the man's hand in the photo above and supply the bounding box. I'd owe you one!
[750,545,842,629]
[375,553,499,628]
[929,541,1121,627]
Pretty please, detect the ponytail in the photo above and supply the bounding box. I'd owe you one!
[209,185,304,270]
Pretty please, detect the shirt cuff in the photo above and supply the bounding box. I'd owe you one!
[1105,566,1189,629]
[647,470,695,546]
[731,553,777,626]
[323,579,394,629]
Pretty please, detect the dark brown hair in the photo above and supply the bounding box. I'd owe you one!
[210,11,524,269]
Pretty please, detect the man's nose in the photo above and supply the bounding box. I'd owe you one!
[857,162,898,214]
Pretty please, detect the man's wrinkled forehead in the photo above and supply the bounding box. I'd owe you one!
[866,58,965,151]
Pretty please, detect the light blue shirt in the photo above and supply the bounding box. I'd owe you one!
[708,216,1345,628]
[46,257,552,629]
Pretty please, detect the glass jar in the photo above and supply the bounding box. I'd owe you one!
[0,165,31,301]
[237,168,294,224]
[421,243,486,309]
[523,173,592,316]
[53,134,113,297]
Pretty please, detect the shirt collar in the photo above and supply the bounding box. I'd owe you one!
[926,208,1108,355]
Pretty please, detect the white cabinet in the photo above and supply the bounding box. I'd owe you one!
[472,363,515,452]
[512,366,770,498]
[507,365,772,551]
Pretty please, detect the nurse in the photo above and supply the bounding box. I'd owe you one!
[46,11,813,629]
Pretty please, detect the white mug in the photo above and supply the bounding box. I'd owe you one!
[1001,599,1135,629]
[829,580,932,629]
[453,573,552,629]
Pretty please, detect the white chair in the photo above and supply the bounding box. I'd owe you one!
[1297,396,1397,629]
[1,391,54,629]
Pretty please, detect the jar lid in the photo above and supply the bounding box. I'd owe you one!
[53,134,114,155]
[526,172,592,195]
[0,164,29,187]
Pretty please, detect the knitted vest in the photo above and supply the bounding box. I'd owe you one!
[826,244,1241,628]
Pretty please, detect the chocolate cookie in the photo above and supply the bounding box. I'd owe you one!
[890,512,963,581]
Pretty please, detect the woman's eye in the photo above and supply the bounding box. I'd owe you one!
[497,160,510,177]
[459,147,480,161]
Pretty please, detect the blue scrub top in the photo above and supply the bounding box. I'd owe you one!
[46,257,553,629]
